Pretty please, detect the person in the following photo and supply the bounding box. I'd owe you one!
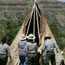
[41,35,58,65]
[18,34,27,65]
[0,36,12,65]
[25,34,38,65]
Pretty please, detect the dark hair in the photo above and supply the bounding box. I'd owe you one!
[1,36,7,43]
[28,39,33,42]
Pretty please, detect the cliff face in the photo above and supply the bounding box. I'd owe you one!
[0,0,65,29]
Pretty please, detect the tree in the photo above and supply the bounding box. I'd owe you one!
[0,15,25,45]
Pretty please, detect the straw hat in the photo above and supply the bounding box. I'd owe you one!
[44,34,51,39]
[19,34,26,40]
[28,34,36,40]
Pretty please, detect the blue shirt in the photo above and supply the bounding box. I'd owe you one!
[18,40,27,51]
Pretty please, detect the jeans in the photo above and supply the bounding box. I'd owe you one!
[19,51,26,65]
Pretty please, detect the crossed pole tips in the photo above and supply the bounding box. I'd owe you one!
[34,0,37,3]
[33,0,37,3]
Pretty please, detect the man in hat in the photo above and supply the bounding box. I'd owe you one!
[25,34,38,65]
[18,34,27,65]
[41,35,58,65]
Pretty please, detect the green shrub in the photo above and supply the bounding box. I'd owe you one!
[48,22,65,49]
[0,15,25,45]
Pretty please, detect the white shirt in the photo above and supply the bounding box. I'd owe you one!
[25,42,38,53]
[0,43,10,54]
[18,40,27,51]
[41,39,56,52]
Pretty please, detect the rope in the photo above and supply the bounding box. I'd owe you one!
[33,4,35,36]
[36,5,40,38]
[36,4,40,18]
[26,9,34,36]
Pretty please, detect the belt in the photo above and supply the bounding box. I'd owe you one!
[29,52,37,54]
[46,51,54,53]
[0,54,7,55]
[19,49,25,52]
[0,53,7,55]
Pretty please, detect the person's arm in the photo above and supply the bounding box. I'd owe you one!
[25,49,28,56]
[35,43,38,52]
[6,45,12,62]
[25,44,29,56]
[41,43,46,55]
[8,51,12,62]
[54,43,58,53]
[41,49,44,55]
[56,47,58,53]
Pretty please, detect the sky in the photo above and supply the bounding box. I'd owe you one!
[57,0,65,2]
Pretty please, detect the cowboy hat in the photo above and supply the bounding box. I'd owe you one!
[19,34,26,40]
[28,34,36,40]
[44,34,51,40]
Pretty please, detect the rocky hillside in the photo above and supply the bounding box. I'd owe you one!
[0,0,65,29]
[39,1,65,30]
